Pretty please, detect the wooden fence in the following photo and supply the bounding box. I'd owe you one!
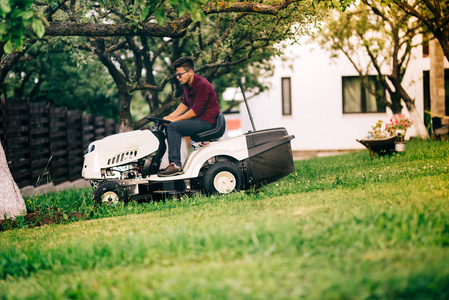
[0,98,118,188]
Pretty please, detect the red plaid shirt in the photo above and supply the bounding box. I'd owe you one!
[182,74,220,124]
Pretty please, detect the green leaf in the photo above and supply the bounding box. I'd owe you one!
[190,11,203,22]
[141,5,150,21]
[178,1,187,16]
[155,8,165,25]
[11,35,24,50]
[3,40,13,53]
[32,18,45,38]
[0,0,11,17]
[0,22,6,35]
[23,10,34,20]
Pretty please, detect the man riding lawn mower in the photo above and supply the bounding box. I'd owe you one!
[82,58,295,203]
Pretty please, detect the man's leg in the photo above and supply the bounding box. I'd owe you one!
[160,119,214,176]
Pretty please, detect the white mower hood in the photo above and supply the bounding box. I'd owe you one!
[82,130,159,179]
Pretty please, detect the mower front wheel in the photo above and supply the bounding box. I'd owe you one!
[93,181,129,205]
[202,161,243,195]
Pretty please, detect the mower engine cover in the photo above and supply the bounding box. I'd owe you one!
[82,130,159,179]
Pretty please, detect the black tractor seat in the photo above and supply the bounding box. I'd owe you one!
[191,113,226,143]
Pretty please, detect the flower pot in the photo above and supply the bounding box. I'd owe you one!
[395,130,406,142]
[395,142,406,152]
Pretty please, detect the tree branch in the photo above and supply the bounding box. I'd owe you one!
[44,20,190,37]
[130,84,163,92]
[90,38,128,88]
[113,51,131,81]
[0,39,37,83]
[106,39,128,53]
[195,58,248,73]
[125,36,143,83]
[43,1,303,38]
[203,1,301,16]
[394,1,432,29]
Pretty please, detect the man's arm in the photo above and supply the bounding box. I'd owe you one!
[164,103,188,119]
[164,103,197,122]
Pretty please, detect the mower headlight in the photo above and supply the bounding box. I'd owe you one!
[86,143,95,154]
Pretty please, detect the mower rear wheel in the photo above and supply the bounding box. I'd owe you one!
[202,161,243,195]
[93,181,129,204]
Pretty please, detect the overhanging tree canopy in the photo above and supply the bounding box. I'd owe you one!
[388,0,449,62]
[2,0,344,131]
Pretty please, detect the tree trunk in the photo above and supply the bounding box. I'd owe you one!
[118,90,134,132]
[0,143,26,220]
[389,93,403,114]
[405,102,429,139]
[388,75,429,139]
[434,31,449,65]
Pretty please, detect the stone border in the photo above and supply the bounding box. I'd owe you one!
[20,179,91,198]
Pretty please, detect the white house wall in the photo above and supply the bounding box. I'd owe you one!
[239,38,430,152]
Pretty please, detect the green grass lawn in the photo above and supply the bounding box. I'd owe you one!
[1,139,448,299]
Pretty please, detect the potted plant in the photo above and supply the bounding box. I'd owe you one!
[368,120,390,139]
[385,115,414,151]
[357,115,414,157]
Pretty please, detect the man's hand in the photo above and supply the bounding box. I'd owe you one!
[164,116,177,122]
[163,109,197,122]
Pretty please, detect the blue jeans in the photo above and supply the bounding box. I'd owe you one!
[166,118,214,166]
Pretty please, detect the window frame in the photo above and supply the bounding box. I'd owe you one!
[342,75,386,114]
[281,77,292,116]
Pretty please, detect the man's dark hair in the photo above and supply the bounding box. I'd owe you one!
[173,57,194,71]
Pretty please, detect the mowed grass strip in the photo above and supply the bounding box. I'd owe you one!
[0,139,448,299]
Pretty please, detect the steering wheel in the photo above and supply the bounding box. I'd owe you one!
[147,117,171,125]
[147,117,171,130]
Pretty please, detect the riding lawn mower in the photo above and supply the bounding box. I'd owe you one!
[82,83,295,204]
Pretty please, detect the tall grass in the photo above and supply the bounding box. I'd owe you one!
[0,139,448,299]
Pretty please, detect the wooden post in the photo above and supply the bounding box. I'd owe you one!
[66,109,83,181]
[27,98,33,187]
[430,40,447,124]
[94,115,106,140]
[2,99,32,188]
[82,113,95,153]
[47,102,53,185]
[0,98,5,150]
[29,101,51,187]
[65,107,69,182]
[1,98,7,157]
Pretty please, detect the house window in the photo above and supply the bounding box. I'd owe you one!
[281,77,292,115]
[342,76,386,114]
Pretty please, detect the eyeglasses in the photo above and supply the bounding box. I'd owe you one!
[174,70,189,78]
